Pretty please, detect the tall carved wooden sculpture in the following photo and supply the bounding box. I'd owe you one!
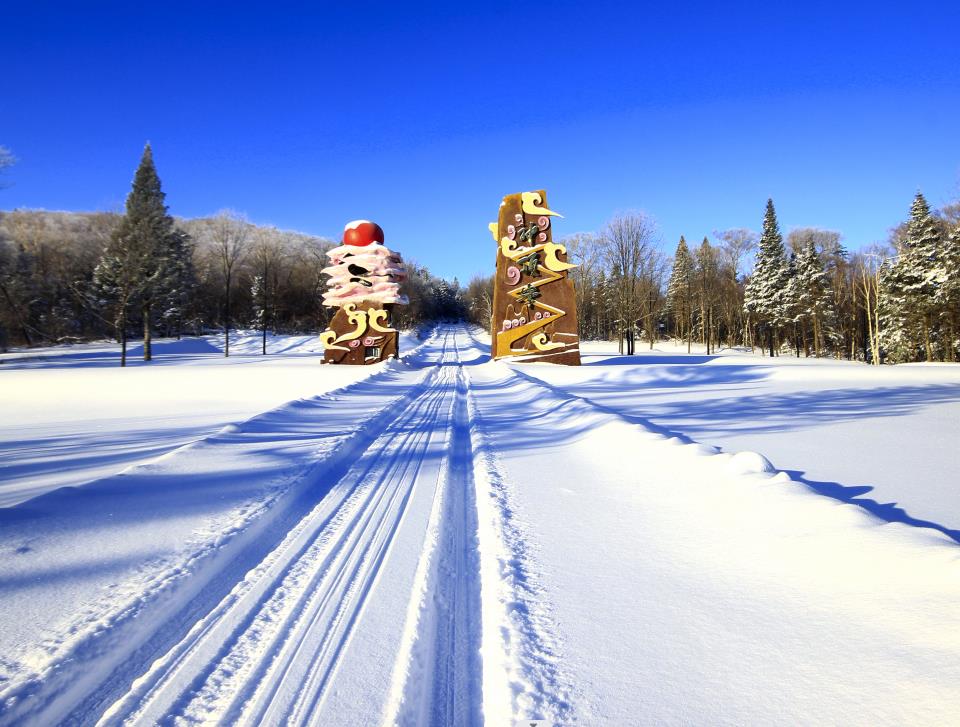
[319,220,407,364]
[489,190,581,365]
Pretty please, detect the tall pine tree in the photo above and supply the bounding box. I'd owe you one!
[696,237,720,354]
[744,199,789,356]
[161,228,197,339]
[790,239,836,356]
[936,223,960,361]
[665,236,694,352]
[94,144,184,364]
[878,192,944,361]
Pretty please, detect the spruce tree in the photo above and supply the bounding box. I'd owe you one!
[94,144,188,364]
[121,144,173,361]
[791,239,835,356]
[665,236,694,352]
[161,229,197,338]
[878,192,944,361]
[938,224,960,361]
[782,250,801,356]
[744,199,789,356]
[695,237,719,354]
[251,274,268,354]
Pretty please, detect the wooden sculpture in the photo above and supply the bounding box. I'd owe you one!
[319,220,407,364]
[489,190,581,365]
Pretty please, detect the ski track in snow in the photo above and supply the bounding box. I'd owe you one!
[3,324,959,725]
[0,326,502,727]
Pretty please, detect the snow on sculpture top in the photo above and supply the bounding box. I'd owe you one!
[321,220,408,308]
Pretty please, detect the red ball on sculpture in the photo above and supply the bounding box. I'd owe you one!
[343,220,384,247]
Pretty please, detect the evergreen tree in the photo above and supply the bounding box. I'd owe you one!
[93,238,140,366]
[251,274,268,353]
[744,199,789,356]
[95,143,182,363]
[938,224,960,361]
[161,228,197,339]
[791,239,836,356]
[594,270,611,340]
[695,237,720,354]
[666,236,694,352]
[878,192,944,361]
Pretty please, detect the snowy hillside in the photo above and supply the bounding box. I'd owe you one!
[1,325,959,725]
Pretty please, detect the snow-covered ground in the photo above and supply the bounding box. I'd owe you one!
[524,338,960,540]
[1,325,959,725]
[0,330,418,507]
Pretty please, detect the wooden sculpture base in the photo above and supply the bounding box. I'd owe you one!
[321,301,398,365]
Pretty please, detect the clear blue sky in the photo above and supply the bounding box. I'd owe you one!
[2,1,958,281]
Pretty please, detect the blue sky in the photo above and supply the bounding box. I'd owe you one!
[2,1,958,281]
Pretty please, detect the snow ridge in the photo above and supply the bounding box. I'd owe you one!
[464,368,575,725]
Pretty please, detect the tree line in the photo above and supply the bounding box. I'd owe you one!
[3,144,958,365]
[465,193,960,364]
[0,145,466,358]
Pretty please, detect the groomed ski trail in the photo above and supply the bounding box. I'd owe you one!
[95,326,486,727]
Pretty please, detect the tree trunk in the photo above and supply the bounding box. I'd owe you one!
[120,312,127,368]
[142,303,152,361]
[705,310,711,354]
[812,313,820,357]
[225,274,231,357]
[767,326,774,357]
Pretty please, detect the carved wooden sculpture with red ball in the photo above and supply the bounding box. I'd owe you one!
[489,190,581,365]
[319,221,408,364]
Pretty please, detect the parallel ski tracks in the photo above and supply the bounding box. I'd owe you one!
[97,327,484,727]
[248,362,455,727]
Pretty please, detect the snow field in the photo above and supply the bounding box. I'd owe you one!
[0,331,438,724]
[464,332,960,724]
[0,330,418,507]
[2,325,959,725]
[537,338,960,536]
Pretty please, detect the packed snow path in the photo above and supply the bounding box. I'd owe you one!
[1,327,486,726]
[2,325,960,726]
[97,331,479,727]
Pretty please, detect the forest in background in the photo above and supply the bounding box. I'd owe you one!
[0,208,470,352]
[539,194,959,363]
[1,144,958,364]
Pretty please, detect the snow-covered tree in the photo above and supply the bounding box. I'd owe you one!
[161,228,196,339]
[789,239,836,356]
[938,224,960,361]
[878,192,944,362]
[744,199,789,356]
[665,236,694,351]
[203,210,250,357]
[695,237,720,353]
[95,143,184,363]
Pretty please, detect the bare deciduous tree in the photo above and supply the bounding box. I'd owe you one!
[250,225,285,354]
[600,213,661,355]
[205,210,250,356]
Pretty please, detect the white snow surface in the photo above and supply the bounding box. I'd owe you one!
[523,338,960,541]
[0,330,418,507]
[1,325,959,726]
